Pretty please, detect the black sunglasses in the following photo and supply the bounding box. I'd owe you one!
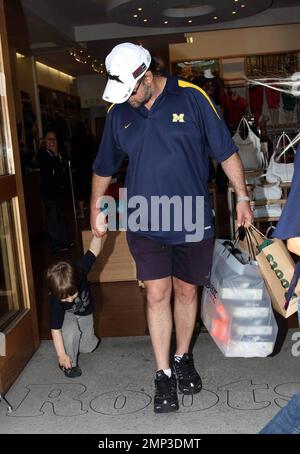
[130,78,143,97]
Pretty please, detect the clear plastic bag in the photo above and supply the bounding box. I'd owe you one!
[201,240,278,357]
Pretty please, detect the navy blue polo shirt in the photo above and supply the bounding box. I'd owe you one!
[93,76,238,244]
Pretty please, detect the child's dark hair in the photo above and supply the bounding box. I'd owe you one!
[46,261,82,300]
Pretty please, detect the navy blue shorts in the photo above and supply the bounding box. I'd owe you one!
[127,232,214,286]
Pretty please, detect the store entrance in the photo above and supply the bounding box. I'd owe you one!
[0,0,39,397]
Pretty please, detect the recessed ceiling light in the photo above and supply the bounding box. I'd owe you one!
[138,7,142,11]
[213,16,218,20]
[232,11,237,14]
[234,0,239,2]
[188,19,193,23]
[133,14,138,18]
[164,21,169,24]
[143,18,148,22]
[241,4,246,7]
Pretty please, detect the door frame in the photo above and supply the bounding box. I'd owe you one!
[0,0,39,394]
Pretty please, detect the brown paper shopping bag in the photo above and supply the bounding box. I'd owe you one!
[255,239,300,318]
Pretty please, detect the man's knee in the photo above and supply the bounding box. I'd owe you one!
[174,279,197,303]
[146,281,172,308]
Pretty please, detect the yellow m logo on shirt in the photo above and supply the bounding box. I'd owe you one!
[172,113,185,123]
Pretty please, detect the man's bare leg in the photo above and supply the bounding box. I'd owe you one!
[173,277,198,355]
[144,277,173,370]
[173,277,202,394]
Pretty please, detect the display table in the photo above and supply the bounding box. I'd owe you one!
[82,230,147,337]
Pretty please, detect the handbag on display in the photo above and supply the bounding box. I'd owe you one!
[252,173,283,201]
[232,117,265,171]
[266,133,295,183]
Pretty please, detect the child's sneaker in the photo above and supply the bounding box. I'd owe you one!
[59,365,82,378]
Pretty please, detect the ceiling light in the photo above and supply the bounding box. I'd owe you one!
[232,11,237,14]
[70,48,104,74]
[188,19,193,23]
[133,14,138,17]
[213,16,218,20]
[138,7,142,11]
[164,21,169,24]
[185,33,194,44]
[234,0,239,2]
[241,4,245,7]
[143,18,148,22]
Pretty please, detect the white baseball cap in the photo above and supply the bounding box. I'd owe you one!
[103,43,151,104]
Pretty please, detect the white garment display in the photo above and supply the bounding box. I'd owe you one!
[252,174,282,201]
[266,132,295,183]
[232,117,265,171]
[252,204,282,218]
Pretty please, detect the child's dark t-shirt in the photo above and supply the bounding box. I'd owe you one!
[49,250,96,330]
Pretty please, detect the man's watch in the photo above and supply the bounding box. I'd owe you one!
[237,195,251,203]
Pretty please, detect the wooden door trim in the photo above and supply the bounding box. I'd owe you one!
[0,175,17,202]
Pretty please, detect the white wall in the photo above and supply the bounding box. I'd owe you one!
[169,24,300,62]
[76,74,107,109]
[35,61,75,93]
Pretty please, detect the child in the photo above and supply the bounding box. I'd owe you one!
[47,236,102,377]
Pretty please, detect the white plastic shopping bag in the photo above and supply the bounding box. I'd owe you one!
[201,240,278,357]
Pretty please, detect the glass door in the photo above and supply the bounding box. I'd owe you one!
[0,0,39,394]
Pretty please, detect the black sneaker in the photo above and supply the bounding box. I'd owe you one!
[59,365,82,378]
[154,370,179,414]
[174,353,202,395]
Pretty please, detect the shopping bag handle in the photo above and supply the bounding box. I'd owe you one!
[236,117,250,136]
[243,224,267,259]
[275,132,295,161]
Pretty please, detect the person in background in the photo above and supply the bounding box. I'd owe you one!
[260,392,300,434]
[255,72,300,435]
[37,131,72,252]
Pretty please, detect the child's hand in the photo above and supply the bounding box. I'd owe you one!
[58,354,72,369]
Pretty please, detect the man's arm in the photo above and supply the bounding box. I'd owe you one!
[51,329,72,368]
[90,173,112,238]
[221,153,254,227]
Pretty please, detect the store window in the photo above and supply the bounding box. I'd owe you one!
[0,200,25,330]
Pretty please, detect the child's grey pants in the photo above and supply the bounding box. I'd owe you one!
[62,312,98,366]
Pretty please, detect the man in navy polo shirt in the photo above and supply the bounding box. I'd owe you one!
[90,43,253,413]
